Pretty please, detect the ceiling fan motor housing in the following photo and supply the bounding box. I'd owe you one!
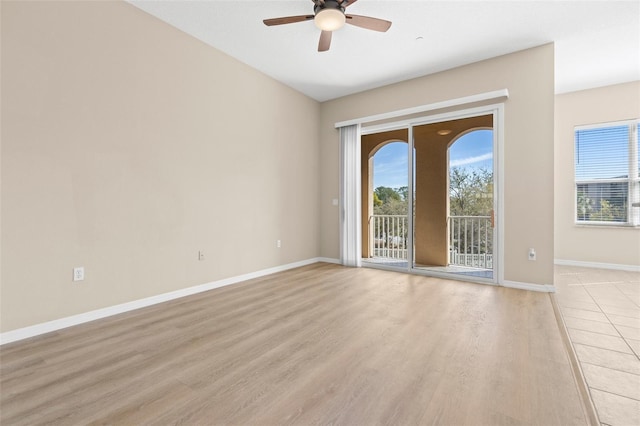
[314,0,345,16]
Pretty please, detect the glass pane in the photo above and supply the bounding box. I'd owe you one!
[449,131,494,272]
[366,140,409,267]
[575,125,628,181]
[413,115,494,280]
[576,182,628,222]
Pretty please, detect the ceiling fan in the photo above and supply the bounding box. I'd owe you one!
[263,0,392,52]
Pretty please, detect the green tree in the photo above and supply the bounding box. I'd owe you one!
[373,192,383,207]
[373,186,408,215]
[449,167,494,256]
[396,186,409,201]
[449,167,493,216]
[594,199,626,222]
[375,197,408,215]
[576,190,592,221]
[374,186,402,204]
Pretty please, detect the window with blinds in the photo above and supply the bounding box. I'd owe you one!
[574,120,639,226]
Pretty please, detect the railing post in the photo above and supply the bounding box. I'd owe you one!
[471,219,475,267]
[369,216,376,257]
[464,217,468,266]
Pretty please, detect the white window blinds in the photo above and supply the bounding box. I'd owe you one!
[574,120,639,225]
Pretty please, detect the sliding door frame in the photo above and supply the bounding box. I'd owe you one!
[361,103,505,286]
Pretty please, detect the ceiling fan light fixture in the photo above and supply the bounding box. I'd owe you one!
[314,8,346,31]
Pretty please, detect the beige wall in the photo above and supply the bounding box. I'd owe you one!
[0,1,563,333]
[1,1,320,332]
[554,81,640,267]
[320,44,555,286]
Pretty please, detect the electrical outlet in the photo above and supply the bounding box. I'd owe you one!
[198,250,205,261]
[73,267,85,281]
[276,240,281,248]
[528,248,536,261]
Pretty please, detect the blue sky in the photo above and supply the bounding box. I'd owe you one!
[373,130,494,189]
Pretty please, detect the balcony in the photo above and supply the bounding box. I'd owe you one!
[368,214,493,270]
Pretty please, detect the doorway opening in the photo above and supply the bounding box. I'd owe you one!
[361,112,497,283]
[361,129,409,268]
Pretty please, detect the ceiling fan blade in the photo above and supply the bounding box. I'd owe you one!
[341,0,358,7]
[346,14,392,32]
[263,15,314,26]
[318,30,332,52]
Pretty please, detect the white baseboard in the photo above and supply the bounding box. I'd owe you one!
[0,257,329,346]
[555,259,640,272]
[502,280,556,293]
[317,257,341,264]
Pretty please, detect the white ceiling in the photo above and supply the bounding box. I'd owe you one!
[129,0,640,102]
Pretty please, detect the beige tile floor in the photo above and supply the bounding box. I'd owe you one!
[555,265,640,426]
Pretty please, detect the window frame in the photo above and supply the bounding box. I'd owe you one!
[573,119,640,227]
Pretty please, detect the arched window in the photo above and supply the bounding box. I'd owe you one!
[372,141,408,207]
[448,129,493,217]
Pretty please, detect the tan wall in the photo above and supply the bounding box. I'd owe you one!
[413,126,449,266]
[0,1,320,332]
[554,81,640,267]
[320,44,555,286]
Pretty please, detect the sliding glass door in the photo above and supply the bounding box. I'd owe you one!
[361,108,499,284]
[412,114,495,280]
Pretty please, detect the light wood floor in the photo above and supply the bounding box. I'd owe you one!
[1,263,589,425]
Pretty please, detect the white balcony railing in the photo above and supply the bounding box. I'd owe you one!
[449,216,493,269]
[370,215,408,259]
[369,214,493,269]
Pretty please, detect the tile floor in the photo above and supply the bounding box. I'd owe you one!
[555,265,640,426]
